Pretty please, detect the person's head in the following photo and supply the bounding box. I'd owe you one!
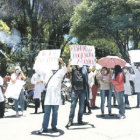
[114,65,122,78]
[15,66,21,75]
[101,67,108,75]
[123,66,128,73]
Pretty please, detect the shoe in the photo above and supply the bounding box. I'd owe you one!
[16,112,19,117]
[38,128,48,134]
[78,120,86,125]
[52,127,59,132]
[109,113,112,116]
[119,115,126,119]
[136,105,139,108]
[65,121,73,128]
[117,114,121,118]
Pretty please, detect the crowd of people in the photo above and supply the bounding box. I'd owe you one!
[0,57,140,134]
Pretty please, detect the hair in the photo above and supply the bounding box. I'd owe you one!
[114,65,125,82]
[114,65,122,78]
[101,67,108,74]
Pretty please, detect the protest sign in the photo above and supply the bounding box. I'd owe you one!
[33,49,61,73]
[70,45,95,66]
[128,50,140,63]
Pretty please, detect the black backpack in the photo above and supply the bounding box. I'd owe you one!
[72,68,84,91]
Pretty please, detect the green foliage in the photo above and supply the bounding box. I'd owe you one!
[70,0,140,61]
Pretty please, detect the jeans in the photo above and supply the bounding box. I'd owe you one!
[14,89,24,112]
[0,101,5,118]
[112,92,117,105]
[69,90,86,122]
[42,105,59,130]
[137,92,140,106]
[116,91,125,116]
[124,94,129,105]
[100,90,111,114]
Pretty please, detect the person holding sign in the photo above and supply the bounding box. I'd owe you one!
[38,58,67,134]
[66,60,93,127]
[6,66,26,117]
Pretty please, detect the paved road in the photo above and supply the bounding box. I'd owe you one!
[0,94,140,140]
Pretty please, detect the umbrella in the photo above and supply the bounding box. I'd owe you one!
[98,56,126,68]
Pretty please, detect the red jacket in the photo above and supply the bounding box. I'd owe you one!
[111,72,124,92]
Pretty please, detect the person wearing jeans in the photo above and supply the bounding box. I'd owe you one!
[69,90,86,122]
[39,58,67,134]
[42,105,59,131]
[14,89,24,114]
[111,65,125,119]
[97,67,112,116]
[100,90,112,115]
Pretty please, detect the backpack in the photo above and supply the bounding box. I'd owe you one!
[72,68,84,91]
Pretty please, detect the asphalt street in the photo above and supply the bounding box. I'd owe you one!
[0,94,140,140]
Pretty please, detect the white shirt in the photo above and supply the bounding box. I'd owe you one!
[44,66,67,105]
[31,73,45,99]
[0,76,4,102]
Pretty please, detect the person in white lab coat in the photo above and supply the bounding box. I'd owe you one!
[39,58,67,133]
[123,66,132,108]
[0,76,5,118]
[131,63,140,107]
[31,72,45,114]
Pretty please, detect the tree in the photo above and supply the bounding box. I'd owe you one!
[70,0,140,62]
[0,0,82,76]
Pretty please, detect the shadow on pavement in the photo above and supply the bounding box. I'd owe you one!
[31,129,64,137]
[96,114,120,120]
[66,122,95,130]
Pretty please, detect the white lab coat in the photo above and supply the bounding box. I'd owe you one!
[88,71,95,99]
[44,66,67,105]
[31,73,45,99]
[132,64,140,92]
[0,76,4,102]
[124,71,132,95]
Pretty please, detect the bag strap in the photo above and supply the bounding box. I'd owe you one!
[45,70,59,89]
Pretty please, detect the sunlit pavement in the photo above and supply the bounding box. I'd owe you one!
[0,94,140,140]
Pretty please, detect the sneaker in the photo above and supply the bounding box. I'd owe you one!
[21,111,26,117]
[38,128,48,134]
[65,121,73,128]
[119,115,126,119]
[52,127,59,132]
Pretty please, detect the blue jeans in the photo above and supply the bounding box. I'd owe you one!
[69,90,86,122]
[124,94,129,105]
[14,89,24,112]
[112,92,117,105]
[116,91,125,116]
[137,92,140,106]
[100,90,112,114]
[42,105,59,130]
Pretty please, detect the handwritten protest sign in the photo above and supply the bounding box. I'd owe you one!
[70,45,95,66]
[128,50,140,63]
[33,49,61,73]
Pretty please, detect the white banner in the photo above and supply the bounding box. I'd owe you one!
[70,45,95,66]
[33,49,61,73]
[128,50,140,63]
[5,80,25,100]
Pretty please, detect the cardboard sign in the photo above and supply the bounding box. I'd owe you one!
[128,50,140,63]
[33,49,61,73]
[70,45,95,66]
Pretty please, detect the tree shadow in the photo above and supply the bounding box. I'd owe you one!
[31,129,64,137]
[66,122,95,130]
[96,114,120,120]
